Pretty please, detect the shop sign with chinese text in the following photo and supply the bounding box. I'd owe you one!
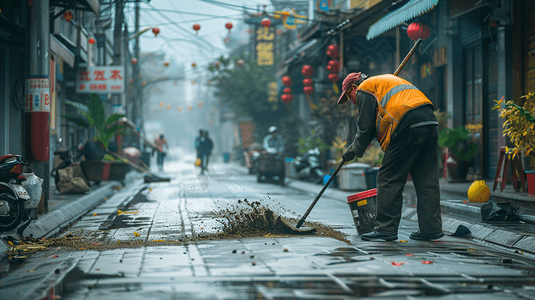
[255,26,275,66]
[76,66,124,93]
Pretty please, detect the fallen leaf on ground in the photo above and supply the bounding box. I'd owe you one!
[406,254,413,256]
[134,232,140,237]
[27,270,36,272]
[422,260,433,264]
[391,262,404,266]
[93,213,97,216]
[400,240,408,243]
[151,240,166,242]
[53,255,59,258]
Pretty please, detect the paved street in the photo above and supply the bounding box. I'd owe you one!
[1,156,535,299]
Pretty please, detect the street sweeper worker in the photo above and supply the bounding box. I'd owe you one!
[338,72,443,242]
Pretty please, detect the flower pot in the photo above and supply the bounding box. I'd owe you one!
[83,141,106,160]
[81,160,128,182]
[446,156,469,182]
[526,171,535,196]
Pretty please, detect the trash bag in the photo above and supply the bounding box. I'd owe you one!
[481,200,520,222]
[21,172,43,209]
[57,166,90,194]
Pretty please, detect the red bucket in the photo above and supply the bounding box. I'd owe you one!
[347,188,377,235]
[527,171,535,196]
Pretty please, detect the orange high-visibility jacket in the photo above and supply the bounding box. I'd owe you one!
[357,74,433,151]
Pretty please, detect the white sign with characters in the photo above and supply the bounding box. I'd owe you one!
[25,78,50,112]
[76,66,124,93]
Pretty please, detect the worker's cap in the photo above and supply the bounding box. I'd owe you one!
[337,72,363,104]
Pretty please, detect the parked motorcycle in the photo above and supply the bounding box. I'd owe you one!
[0,155,32,233]
[293,148,324,184]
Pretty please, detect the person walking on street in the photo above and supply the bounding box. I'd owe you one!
[154,134,168,171]
[199,132,213,175]
[338,72,443,241]
[195,130,204,166]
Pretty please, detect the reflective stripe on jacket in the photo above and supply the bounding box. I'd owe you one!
[357,74,434,151]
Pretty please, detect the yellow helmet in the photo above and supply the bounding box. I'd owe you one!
[468,180,490,203]
[195,158,202,167]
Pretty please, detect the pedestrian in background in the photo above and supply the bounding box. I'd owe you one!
[338,72,443,241]
[195,129,204,166]
[199,131,213,175]
[154,134,168,171]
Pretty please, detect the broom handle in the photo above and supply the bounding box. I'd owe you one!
[105,150,156,176]
[394,38,422,76]
[296,158,346,228]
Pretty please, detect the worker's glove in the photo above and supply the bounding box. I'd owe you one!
[342,143,356,161]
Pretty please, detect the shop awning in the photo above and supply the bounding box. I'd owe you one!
[366,0,439,40]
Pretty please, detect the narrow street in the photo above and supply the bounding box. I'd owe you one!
[1,155,534,299]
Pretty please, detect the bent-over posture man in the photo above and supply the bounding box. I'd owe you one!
[338,72,443,241]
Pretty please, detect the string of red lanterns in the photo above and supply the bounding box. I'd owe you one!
[301,65,314,95]
[63,11,73,22]
[152,27,160,37]
[281,75,293,103]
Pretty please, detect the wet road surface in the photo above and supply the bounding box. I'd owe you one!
[1,158,535,299]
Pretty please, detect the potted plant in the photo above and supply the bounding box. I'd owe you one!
[438,127,479,182]
[493,93,535,195]
[62,93,125,160]
[61,93,128,182]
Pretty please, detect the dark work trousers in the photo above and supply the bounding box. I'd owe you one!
[375,125,442,235]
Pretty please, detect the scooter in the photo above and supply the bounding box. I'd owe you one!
[293,148,324,184]
[0,155,32,233]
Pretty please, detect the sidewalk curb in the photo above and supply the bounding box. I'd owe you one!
[401,207,535,254]
[0,171,141,257]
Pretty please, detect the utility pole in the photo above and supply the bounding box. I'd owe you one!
[133,0,142,145]
[27,0,51,210]
[113,0,124,106]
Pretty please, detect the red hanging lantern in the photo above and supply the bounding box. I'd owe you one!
[327,60,340,73]
[303,78,313,86]
[301,65,313,77]
[214,61,220,69]
[88,38,95,45]
[131,58,138,64]
[152,27,160,37]
[283,88,292,94]
[193,24,201,35]
[326,45,339,58]
[236,59,244,66]
[225,22,233,33]
[281,94,294,103]
[63,11,73,23]
[328,73,339,82]
[261,18,271,28]
[303,86,314,95]
[407,22,431,41]
[282,76,292,86]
